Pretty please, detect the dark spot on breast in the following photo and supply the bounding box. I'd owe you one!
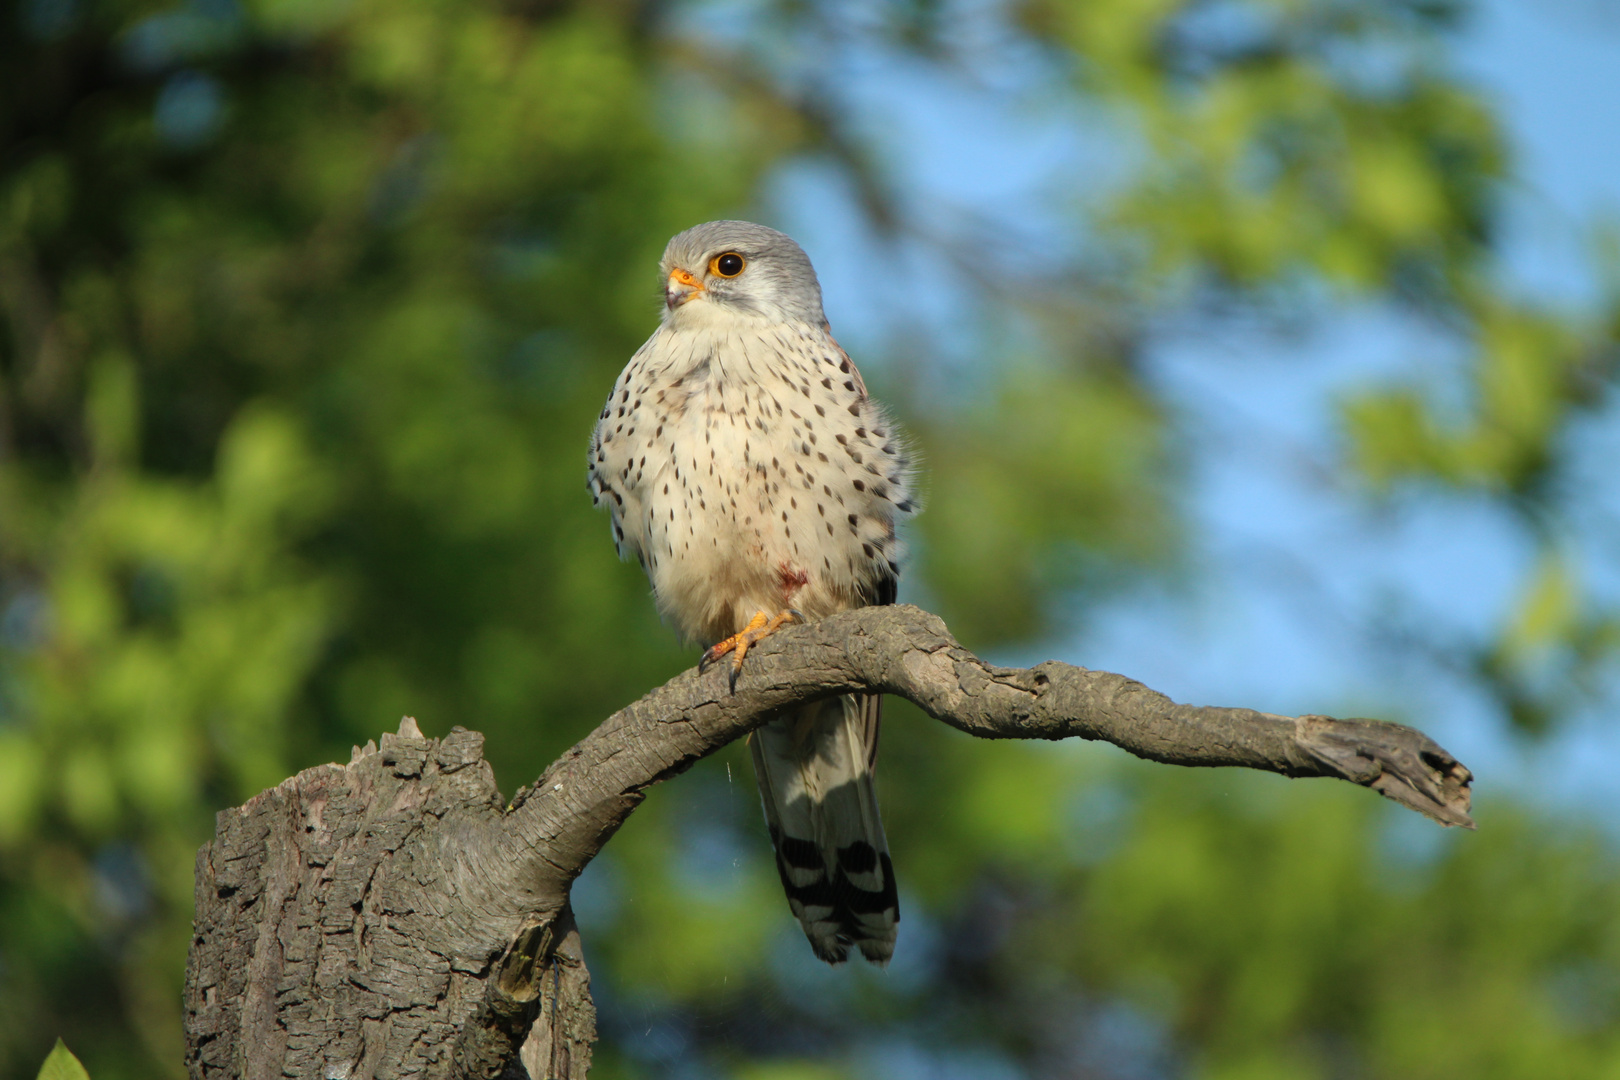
[862,543,875,558]
[839,359,851,373]
[853,479,865,491]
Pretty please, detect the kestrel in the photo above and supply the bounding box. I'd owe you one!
[588,221,916,964]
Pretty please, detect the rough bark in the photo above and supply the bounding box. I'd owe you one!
[184,604,1473,1078]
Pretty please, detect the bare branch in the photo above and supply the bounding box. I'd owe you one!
[500,604,1473,899]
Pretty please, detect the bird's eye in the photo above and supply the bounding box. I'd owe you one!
[711,252,746,278]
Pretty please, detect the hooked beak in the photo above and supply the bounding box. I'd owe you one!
[666,267,704,309]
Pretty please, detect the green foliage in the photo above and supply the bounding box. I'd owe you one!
[1342,303,1595,492]
[36,1041,90,1080]
[1,0,1617,1077]
[1053,774,1620,1080]
[917,368,1168,644]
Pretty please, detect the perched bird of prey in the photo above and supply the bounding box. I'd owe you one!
[588,221,916,964]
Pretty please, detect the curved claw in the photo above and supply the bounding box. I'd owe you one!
[700,609,803,692]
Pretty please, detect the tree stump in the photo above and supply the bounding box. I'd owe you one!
[184,721,593,1079]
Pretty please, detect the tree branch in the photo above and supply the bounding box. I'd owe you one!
[500,604,1473,902]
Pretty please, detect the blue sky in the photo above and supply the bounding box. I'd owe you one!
[735,0,1620,825]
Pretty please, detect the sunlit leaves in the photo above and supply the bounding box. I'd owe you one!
[1022,0,1503,294]
[36,1040,91,1080]
[1343,302,1594,496]
[918,368,1168,645]
[1027,773,1620,1080]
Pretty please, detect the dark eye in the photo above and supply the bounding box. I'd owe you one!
[711,252,745,278]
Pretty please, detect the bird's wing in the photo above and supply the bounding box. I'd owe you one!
[588,342,660,566]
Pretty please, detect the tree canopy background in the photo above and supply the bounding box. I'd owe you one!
[2,0,1618,1077]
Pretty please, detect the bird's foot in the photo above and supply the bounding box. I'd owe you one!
[701,609,803,692]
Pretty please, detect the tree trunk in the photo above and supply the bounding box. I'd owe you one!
[184,605,1473,1078]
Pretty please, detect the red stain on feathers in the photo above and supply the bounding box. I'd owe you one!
[777,562,810,601]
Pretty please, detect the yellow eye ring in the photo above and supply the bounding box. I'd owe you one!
[710,252,746,278]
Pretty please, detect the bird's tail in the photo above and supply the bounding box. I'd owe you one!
[750,692,898,964]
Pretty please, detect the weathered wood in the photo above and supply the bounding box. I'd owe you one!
[184,605,1472,1078]
[183,720,590,1079]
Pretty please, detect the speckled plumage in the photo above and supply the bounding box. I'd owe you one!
[588,221,915,963]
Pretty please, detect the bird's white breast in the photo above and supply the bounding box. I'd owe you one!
[590,319,913,645]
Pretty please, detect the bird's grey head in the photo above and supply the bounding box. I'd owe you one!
[659,220,826,328]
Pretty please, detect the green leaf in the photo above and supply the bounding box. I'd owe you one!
[36,1040,91,1080]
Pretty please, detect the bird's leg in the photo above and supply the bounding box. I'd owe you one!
[701,609,803,691]
[701,611,769,673]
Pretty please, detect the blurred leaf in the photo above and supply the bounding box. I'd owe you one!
[1504,556,1577,662]
[919,369,1169,645]
[36,1040,90,1080]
